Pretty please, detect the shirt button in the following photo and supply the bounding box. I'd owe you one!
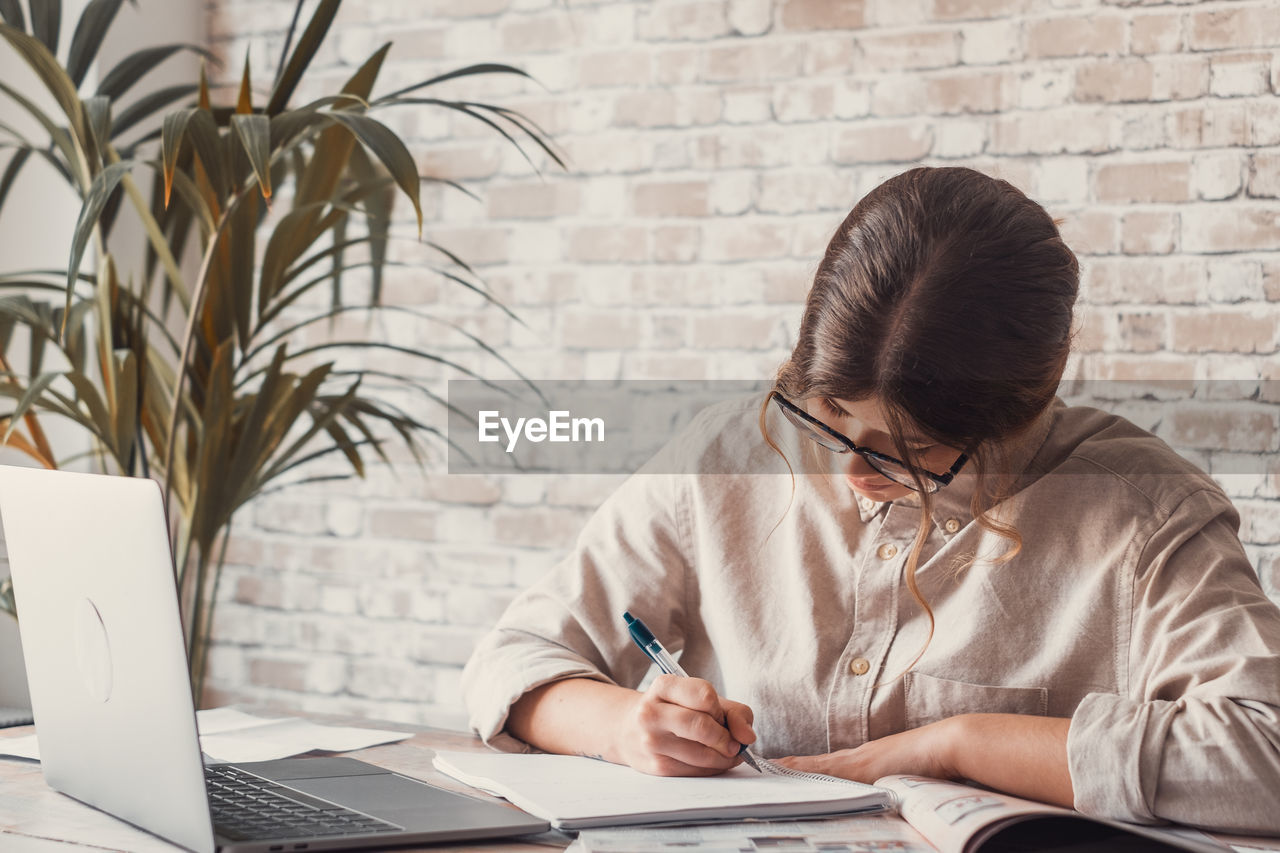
[849,657,870,676]
[944,518,961,534]
[859,498,874,512]
[877,543,899,560]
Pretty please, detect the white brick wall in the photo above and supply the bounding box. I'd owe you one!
[203,0,1280,726]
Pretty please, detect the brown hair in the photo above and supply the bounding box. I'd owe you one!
[759,166,1079,676]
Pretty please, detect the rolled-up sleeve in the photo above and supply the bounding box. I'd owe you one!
[460,463,692,752]
[1068,488,1280,833]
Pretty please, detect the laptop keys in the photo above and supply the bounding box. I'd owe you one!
[205,764,403,841]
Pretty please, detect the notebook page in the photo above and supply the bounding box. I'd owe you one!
[433,750,888,825]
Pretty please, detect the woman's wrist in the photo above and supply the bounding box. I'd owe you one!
[940,713,1075,808]
[507,677,640,764]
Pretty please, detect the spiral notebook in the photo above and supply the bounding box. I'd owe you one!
[432,750,896,830]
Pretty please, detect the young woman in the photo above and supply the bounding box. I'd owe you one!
[460,166,1280,834]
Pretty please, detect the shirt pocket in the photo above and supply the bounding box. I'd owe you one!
[903,672,1048,729]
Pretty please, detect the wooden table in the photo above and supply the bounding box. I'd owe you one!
[8,717,1280,853]
[0,717,575,852]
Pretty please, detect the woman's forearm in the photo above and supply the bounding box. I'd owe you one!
[506,678,637,762]
[948,714,1075,808]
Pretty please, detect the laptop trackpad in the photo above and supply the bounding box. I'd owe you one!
[289,773,493,816]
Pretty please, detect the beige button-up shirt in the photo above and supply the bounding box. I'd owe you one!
[462,395,1280,834]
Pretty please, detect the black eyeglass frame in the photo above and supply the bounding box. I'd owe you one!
[769,391,969,492]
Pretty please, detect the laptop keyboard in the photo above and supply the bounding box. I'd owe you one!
[205,764,404,841]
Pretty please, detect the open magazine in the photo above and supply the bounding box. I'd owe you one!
[577,775,1242,853]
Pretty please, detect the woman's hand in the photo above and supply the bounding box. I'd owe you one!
[775,715,1074,809]
[613,674,757,776]
[774,717,960,783]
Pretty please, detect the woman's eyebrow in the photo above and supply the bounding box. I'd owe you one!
[824,398,852,417]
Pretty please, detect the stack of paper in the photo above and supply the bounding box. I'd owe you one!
[433,750,895,830]
[0,707,412,763]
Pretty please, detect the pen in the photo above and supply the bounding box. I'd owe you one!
[623,611,762,773]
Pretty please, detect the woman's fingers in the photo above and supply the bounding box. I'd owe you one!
[648,674,723,718]
[638,688,740,758]
[625,676,756,772]
[721,699,757,747]
[639,717,741,771]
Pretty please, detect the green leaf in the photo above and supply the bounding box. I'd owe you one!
[329,366,484,426]
[67,0,125,88]
[231,113,271,199]
[272,0,304,89]
[163,164,216,240]
[110,84,199,139]
[63,372,112,443]
[325,112,421,234]
[28,0,60,55]
[249,304,538,404]
[259,375,360,486]
[253,468,359,500]
[256,199,335,309]
[0,0,25,32]
[0,23,88,153]
[377,62,538,103]
[328,212,346,313]
[191,341,236,551]
[347,144,392,303]
[83,95,111,148]
[65,160,136,327]
[390,97,564,174]
[224,345,288,506]
[0,148,32,213]
[0,79,85,190]
[2,372,59,445]
[94,256,118,408]
[227,187,258,349]
[253,360,332,477]
[265,0,339,116]
[98,43,214,100]
[240,341,498,392]
[338,41,390,102]
[162,108,224,206]
[268,93,369,150]
[339,407,389,468]
[321,416,363,477]
[112,349,138,460]
[0,302,17,354]
[161,110,191,207]
[482,102,567,170]
[185,107,225,198]
[286,44,389,231]
[275,230,388,294]
[235,49,252,114]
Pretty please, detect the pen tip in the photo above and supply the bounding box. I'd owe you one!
[622,611,634,624]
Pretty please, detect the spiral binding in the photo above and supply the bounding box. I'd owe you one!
[749,752,851,785]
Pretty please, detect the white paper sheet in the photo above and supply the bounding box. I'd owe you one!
[0,734,38,760]
[579,814,935,853]
[433,750,893,829]
[0,706,412,763]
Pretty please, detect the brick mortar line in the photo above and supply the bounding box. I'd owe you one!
[395,102,1280,146]
[203,0,1280,37]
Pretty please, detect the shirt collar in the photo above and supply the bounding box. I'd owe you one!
[867,398,1061,535]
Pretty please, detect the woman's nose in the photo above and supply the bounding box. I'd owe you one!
[843,453,882,479]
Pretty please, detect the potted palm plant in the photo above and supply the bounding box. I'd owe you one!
[0,0,557,701]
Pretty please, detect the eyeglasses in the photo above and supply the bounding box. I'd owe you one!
[769,391,968,494]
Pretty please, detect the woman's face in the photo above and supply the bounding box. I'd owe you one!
[801,396,965,502]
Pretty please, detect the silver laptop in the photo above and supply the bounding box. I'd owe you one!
[0,465,549,852]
